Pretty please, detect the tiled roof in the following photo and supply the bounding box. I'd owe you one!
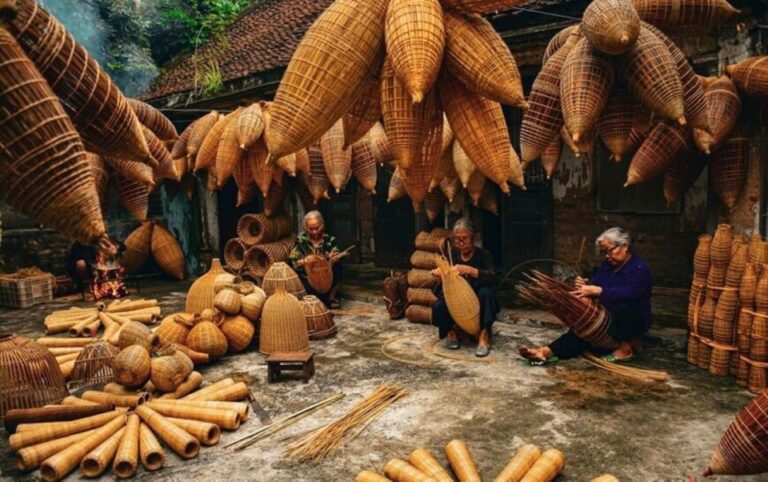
[143,0,334,101]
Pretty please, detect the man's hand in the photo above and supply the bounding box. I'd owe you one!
[571,284,602,299]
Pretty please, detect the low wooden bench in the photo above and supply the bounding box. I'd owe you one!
[266,351,315,383]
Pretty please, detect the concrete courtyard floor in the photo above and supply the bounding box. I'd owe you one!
[0,279,763,481]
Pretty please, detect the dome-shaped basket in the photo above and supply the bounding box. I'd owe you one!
[259,287,309,354]
[262,262,306,299]
[301,296,337,340]
[0,334,68,418]
[68,341,120,391]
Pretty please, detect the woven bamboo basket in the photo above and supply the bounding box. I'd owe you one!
[694,76,741,155]
[151,224,185,280]
[380,60,442,173]
[747,359,768,393]
[262,262,306,298]
[115,174,150,222]
[294,148,311,178]
[445,439,481,482]
[385,0,444,103]
[301,296,337,340]
[214,289,242,315]
[195,114,229,172]
[135,405,200,459]
[726,55,768,98]
[402,117,443,211]
[122,222,154,274]
[441,72,515,192]
[151,356,192,393]
[710,129,748,209]
[632,0,740,28]
[698,295,717,339]
[750,313,768,362]
[156,313,194,346]
[238,213,292,246]
[88,154,110,209]
[68,342,119,391]
[104,156,155,185]
[117,322,159,352]
[494,444,542,482]
[687,334,699,365]
[146,127,178,182]
[411,250,439,270]
[693,235,712,278]
[452,141,476,188]
[520,33,579,163]
[221,315,256,352]
[543,25,580,64]
[407,287,437,306]
[436,258,480,336]
[740,262,758,306]
[305,140,330,203]
[706,386,768,475]
[737,310,754,350]
[171,123,192,160]
[186,111,220,162]
[713,289,738,343]
[128,98,178,142]
[0,28,106,244]
[407,269,439,289]
[408,448,453,482]
[384,458,433,482]
[236,103,264,150]
[388,167,408,202]
[224,238,247,272]
[266,0,388,160]
[0,334,68,418]
[343,72,382,149]
[245,139,272,197]
[736,356,750,387]
[581,0,640,55]
[112,345,151,389]
[351,134,379,193]
[425,188,447,221]
[264,173,289,217]
[275,151,297,178]
[596,89,634,161]
[186,320,228,360]
[662,149,707,205]
[245,238,296,276]
[726,243,749,288]
[626,121,692,186]
[368,121,394,166]
[186,259,227,313]
[758,270,768,312]
[520,448,565,482]
[215,109,246,189]
[617,26,685,124]
[8,0,150,164]
[259,285,310,354]
[440,0,530,15]
[443,10,525,108]
[305,254,334,294]
[560,38,614,143]
[414,229,452,253]
[711,224,734,269]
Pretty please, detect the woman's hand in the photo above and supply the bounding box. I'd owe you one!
[575,276,587,288]
[430,268,440,278]
[572,284,602,299]
[454,264,477,278]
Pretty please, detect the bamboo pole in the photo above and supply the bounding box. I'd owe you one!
[150,399,249,420]
[45,318,86,335]
[107,299,158,312]
[445,440,481,482]
[166,417,221,446]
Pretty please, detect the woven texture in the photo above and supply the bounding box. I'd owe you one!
[596,89,635,161]
[407,268,438,289]
[187,320,228,359]
[727,56,768,98]
[262,262,306,298]
[304,140,330,203]
[740,262,758,306]
[387,168,408,202]
[543,25,579,64]
[112,345,151,389]
[259,287,310,354]
[710,129,748,209]
[151,225,185,280]
[410,250,439,270]
[694,76,741,154]
[385,0,444,103]
[626,121,691,186]
[368,121,394,166]
[302,295,337,340]
[452,141,475,188]
[266,0,388,159]
[711,224,734,269]
[400,99,443,211]
[343,71,382,149]
[560,38,614,143]
[215,109,246,189]
[632,0,740,28]
[122,222,154,274]
[441,71,515,192]
[424,189,447,221]
[405,304,432,324]
[224,238,247,272]
[0,28,105,245]
[103,157,152,186]
[581,0,640,54]
[439,0,529,15]
[437,259,480,336]
[244,237,296,277]
[663,149,707,205]
[146,127,178,182]
[115,175,149,222]
[187,112,220,163]
[186,259,227,314]
[236,102,264,150]
[351,134,379,193]
[128,98,178,142]
[238,213,292,246]
[321,118,353,194]
[194,114,228,172]
[305,255,334,294]
[414,229,451,252]
[406,287,437,306]
[706,388,768,475]
[443,10,524,108]
[69,342,119,391]
[693,234,712,278]
[445,440,482,482]
[616,26,685,124]
[263,176,289,217]
[221,315,256,352]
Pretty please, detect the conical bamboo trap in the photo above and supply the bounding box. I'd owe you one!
[127,98,178,142]
[343,69,382,149]
[115,175,149,222]
[435,256,480,336]
[694,76,741,154]
[581,0,640,55]
[626,121,692,186]
[321,118,353,194]
[302,295,337,340]
[706,388,768,475]
[304,254,334,294]
[632,0,740,28]
[710,128,748,209]
[68,342,120,391]
[596,89,634,161]
[351,134,379,193]
[151,224,185,280]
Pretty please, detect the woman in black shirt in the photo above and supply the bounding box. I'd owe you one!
[431,219,499,357]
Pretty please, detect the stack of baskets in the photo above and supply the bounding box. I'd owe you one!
[405,229,451,324]
[224,213,294,280]
[687,224,768,392]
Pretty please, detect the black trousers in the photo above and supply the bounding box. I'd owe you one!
[298,262,342,306]
[431,286,499,339]
[548,301,649,359]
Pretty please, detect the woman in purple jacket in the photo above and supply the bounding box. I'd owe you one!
[520,227,652,364]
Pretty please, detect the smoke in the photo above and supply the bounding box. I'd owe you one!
[40,0,108,65]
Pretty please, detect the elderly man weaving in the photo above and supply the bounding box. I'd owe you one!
[519,227,653,364]
[289,210,344,308]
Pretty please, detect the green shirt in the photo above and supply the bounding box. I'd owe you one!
[288,232,339,272]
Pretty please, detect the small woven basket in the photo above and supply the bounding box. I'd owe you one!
[301,296,337,340]
[305,255,334,294]
[237,213,292,246]
[405,304,432,324]
[68,341,120,391]
[262,262,306,299]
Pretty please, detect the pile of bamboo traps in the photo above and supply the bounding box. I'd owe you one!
[525,0,746,209]
[39,299,161,380]
[405,229,451,324]
[687,225,768,393]
[4,376,252,481]
[285,384,407,463]
[222,212,294,279]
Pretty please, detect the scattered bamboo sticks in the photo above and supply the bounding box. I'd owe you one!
[284,384,407,463]
[580,353,669,382]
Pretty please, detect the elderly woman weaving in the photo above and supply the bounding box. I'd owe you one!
[519,227,653,364]
[430,219,500,357]
[289,210,344,308]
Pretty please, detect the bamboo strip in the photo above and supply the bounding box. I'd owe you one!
[145,401,240,430]
[112,413,140,478]
[9,411,123,450]
[16,429,96,471]
[79,426,125,477]
[39,414,126,482]
[81,391,150,408]
[167,417,221,446]
[135,405,200,459]
[181,378,236,400]
[139,423,165,471]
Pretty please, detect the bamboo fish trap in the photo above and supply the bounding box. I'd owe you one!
[406,304,432,324]
[304,254,334,294]
[694,76,741,154]
[351,134,379,193]
[435,256,480,336]
[321,118,353,194]
[596,89,635,161]
[127,98,178,142]
[343,71,381,149]
[710,129,748,209]
[581,0,640,55]
[237,213,292,246]
[726,56,768,99]
[626,120,692,186]
[115,174,149,222]
[663,149,707,205]
[151,224,186,280]
[186,258,227,314]
[302,295,337,340]
[259,284,309,354]
[632,0,740,28]
[68,342,119,391]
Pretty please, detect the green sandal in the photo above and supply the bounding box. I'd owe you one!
[524,355,559,367]
[601,353,633,363]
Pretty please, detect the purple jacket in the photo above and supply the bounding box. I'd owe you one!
[590,255,653,330]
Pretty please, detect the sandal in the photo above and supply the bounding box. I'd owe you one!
[524,355,559,367]
[601,353,633,363]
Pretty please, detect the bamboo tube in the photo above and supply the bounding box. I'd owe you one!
[82,391,150,408]
[152,399,250,420]
[108,324,127,345]
[107,299,159,312]
[182,378,236,400]
[46,308,98,319]
[80,319,102,337]
[55,352,80,364]
[37,337,95,347]
[356,471,392,482]
[145,401,240,430]
[189,381,249,402]
[16,430,96,471]
[45,318,85,335]
[445,440,481,482]
[5,405,113,433]
[106,312,134,324]
[45,347,83,356]
[167,417,221,446]
[112,413,140,478]
[111,307,162,318]
[139,423,165,471]
[39,414,127,482]
[173,344,210,364]
[589,476,618,482]
[159,371,203,399]
[135,405,200,459]
[494,444,542,482]
[121,313,158,324]
[9,410,123,451]
[59,360,75,379]
[384,458,434,482]
[79,427,126,477]
[101,321,120,342]
[409,448,453,482]
[18,415,129,433]
[520,449,564,482]
[68,313,100,336]
[62,396,102,407]
[103,383,141,396]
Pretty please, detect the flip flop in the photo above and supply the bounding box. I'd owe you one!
[524,355,559,367]
[601,353,634,363]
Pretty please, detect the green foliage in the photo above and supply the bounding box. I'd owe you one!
[197,57,224,98]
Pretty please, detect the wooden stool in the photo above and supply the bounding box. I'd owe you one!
[267,351,315,383]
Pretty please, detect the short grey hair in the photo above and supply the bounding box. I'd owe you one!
[304,210,324,226]
[452,218,475,236]
[596,227,631,248]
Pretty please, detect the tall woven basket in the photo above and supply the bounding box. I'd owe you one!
[302,296,337,340]
[437,258,480,336]
[186,258,227,314]
[68,341,120,391]
[706,388,768,475]
[151,224,186,280]
[262,262,306,299]
[0,334,68,418]
[305,255,334,294]
[122,222,154,274]
[259,285,310,354]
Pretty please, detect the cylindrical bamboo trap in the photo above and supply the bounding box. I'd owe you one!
[493,443,542,482]
[157,399,249,420]
[409,448,453,482]
[81,390,150,409]
[445,439,481,482]
[356,471,391,482]
[4,405,112,434]
[181,378,236,400]
[384,458,434,482]
[520,448,565,482]
[167,417,221,446]
[581,0,639,55]
[112,413,140,478]
[139,423,165,471]
[145,401,240,430]
[9,410,123,451]
[16,429,96,472]
[79,426,125,478]
[406,304,433,324]
[135,405,200,459]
